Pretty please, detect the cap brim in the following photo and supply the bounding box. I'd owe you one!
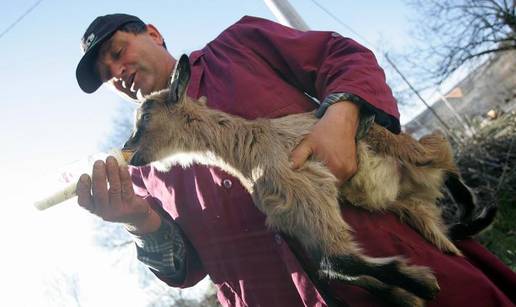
[76,48,102,93]
[75,31,114,94]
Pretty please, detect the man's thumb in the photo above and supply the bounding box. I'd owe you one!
[290,141,313,169]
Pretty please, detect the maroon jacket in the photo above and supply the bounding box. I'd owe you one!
[131,16,516,306]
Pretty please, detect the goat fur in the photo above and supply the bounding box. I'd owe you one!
[123,55,465,306]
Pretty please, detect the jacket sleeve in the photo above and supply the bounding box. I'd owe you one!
[222,15,400,133]
[129,167,207,288]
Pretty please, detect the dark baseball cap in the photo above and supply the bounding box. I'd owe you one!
[76,13,144,93]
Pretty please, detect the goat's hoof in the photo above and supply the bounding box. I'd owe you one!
[319,268,427,307]
[395,260,440,300]
[363,256,439,300]
[441,241,463,256]
[321,254,439,301]
[390,287,426,307]
[449,206,498,240]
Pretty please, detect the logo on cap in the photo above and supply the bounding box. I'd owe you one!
[82,33,96,52]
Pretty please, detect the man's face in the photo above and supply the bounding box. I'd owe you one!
[95,25,174,100]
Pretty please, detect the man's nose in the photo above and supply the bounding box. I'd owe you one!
[108,62,126,79]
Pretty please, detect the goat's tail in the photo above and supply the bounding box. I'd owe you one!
[365,124,458,173]
[417,131,458,174]
[365,124,432,165]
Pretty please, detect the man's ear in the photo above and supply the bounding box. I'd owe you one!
[146,24,165,47]
[168,54,191,105]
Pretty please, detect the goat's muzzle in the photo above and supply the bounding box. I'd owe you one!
[120,148,144,166]
[127,151,148,167]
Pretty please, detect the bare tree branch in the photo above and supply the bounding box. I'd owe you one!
[403,0,515,85]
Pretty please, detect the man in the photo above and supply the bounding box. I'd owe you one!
[75,14,515,306]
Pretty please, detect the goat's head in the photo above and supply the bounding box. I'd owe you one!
[123,54,199,166]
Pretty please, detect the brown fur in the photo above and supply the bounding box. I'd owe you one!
[123,55,461,305]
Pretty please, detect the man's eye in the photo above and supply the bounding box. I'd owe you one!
[113,48,123,59]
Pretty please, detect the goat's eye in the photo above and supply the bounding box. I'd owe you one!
[142,113,151,122]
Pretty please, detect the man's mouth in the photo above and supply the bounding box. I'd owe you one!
[122,73,137,93]
[129,73,137,93]
[117,72,144,100]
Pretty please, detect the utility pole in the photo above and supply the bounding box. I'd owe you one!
[384,53,463,144]
[263,0,310,30]
[383,54,452,131]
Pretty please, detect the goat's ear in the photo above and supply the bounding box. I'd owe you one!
[168,54,191,105]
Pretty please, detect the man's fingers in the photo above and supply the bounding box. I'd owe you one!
[91,160,109,214]
[106,156,122,205]
[76,174,95,212]
[119,165,135,202]
[290,139,313,169]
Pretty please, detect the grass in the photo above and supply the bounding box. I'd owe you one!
[477,192,516,270]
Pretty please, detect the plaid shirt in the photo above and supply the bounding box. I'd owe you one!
[131,92,374,281]
[131,215,186,280]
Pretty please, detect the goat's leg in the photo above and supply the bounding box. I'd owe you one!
[253,162,439,302]
[252,161,357,254]
[329,254,439,300]
[281,233,348,307]
[390,199,462,255]
[345,140,460,254]
[448,205,498,240]
[321,269,426,307]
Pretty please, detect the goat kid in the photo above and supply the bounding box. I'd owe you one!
[123,55,462,306]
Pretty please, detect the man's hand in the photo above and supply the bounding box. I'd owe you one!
[76,156,161,235]
[290,101,360,185]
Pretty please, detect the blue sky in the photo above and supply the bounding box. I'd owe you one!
[1,0,415,185]
[0,1,418,305]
